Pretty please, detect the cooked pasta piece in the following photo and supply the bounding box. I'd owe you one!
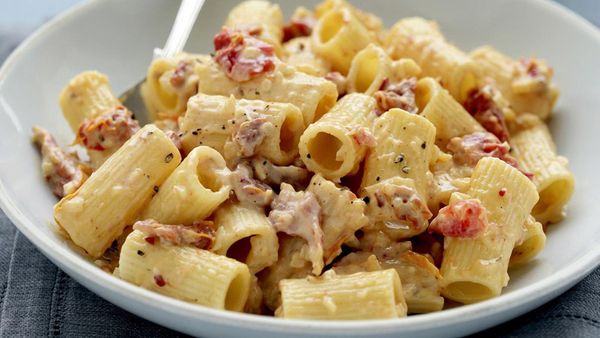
[179,93,304,165]
[416,77,484,146]
[118,229,250,311]
[299,93,377,181]
[385,17,478,102]
[314,0,383,38]
[438,157,539,304]
[194,55,337,124]
[347,44,421,95]
[510,215,546,267]
[283,37,330,76]
[311,7,372,74]
[141,146,231,225]
[225,0,284,55]
[59,71,121,132]
[361,108,436,199]
[212,202,278,274]
[333,248,443,314]
[140,53,200,120]
[277,269,406,319]
[509,116,574,224]
[258,236,313,311]
[54,125,181,258]
[470,46,559,119]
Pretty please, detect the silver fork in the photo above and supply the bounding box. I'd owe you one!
[119,0,205,125]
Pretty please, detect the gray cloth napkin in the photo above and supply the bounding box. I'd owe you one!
[1,1,600,336]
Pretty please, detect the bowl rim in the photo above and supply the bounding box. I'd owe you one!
[1,0,600,335]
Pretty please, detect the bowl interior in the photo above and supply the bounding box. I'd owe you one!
[1,0,600,337]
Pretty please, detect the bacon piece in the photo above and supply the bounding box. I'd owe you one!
[75,106,140,152]
[428,199,488,238]
[213,28,276,82]
[282,18,314,43]
[251,157,310,190]
[269,183,324,274]
[464,85,509,142]
[447,131,533,178]
[349,126,376,147]
[230,162,274,207]
[367,183,433,234]
[324,72,348,98]
[170,60,191,87]
[133,219,216,249]
[32,127,89,198]
[233,115,274,157]
[374,77,418,114]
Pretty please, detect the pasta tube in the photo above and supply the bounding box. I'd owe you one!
[59,71,120,132]
[283,37,330,77]
[440,157,539,303]
[140,53,201,120]
[510,215,546,267]
[347,44,421,95]
[311,7,372,74]
[277,269,407,319]
[118,230,250,311]
[194,55,337,124]
[179,93,304,165]
[510,117,574,224]
[225,0,284,55]
[416,77,484,146]
[361,108,436,199]
[54,125,181,258]
[299,93,377,181]
[470,46,559,119]
[212,202,278,274]
[385,17,478,102]
[142,146,231,225]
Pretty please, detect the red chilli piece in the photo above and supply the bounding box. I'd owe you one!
[144,236,156,245]
[154,274,166,287]
[498,188,507,197]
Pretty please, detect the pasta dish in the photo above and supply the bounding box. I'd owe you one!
[31,0,574,319]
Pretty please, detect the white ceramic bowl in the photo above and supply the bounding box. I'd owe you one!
[1,0,599,337]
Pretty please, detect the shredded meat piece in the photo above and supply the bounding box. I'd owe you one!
[75,106,140,152]
[282,18,315,43]
[349,126,376,147]
[233,115,274,157]
[374,77,418,114]
[428,199,488,238]
[213,28,276,82]
[366,182,433,236]
[251,157,310,190]
[230,162,274,207]
[170,60,191,87]
[269,183,324,274]
[447,131,533,178]
[464,85,509,142]
[324,72,347,98]
[307,175,368,264]
[133,219,216,249]
[32,127,89,197]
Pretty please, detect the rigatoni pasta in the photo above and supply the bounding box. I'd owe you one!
[118,229,250,311]
[33,0,573,320]
[54,125,181,258]
[299,93,377,181]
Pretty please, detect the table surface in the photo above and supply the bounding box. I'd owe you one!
[0,0,599,337]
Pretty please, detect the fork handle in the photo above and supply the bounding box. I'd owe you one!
[154,0,205,59]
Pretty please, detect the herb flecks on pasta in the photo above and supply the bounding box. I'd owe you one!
[32,0,573,320]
